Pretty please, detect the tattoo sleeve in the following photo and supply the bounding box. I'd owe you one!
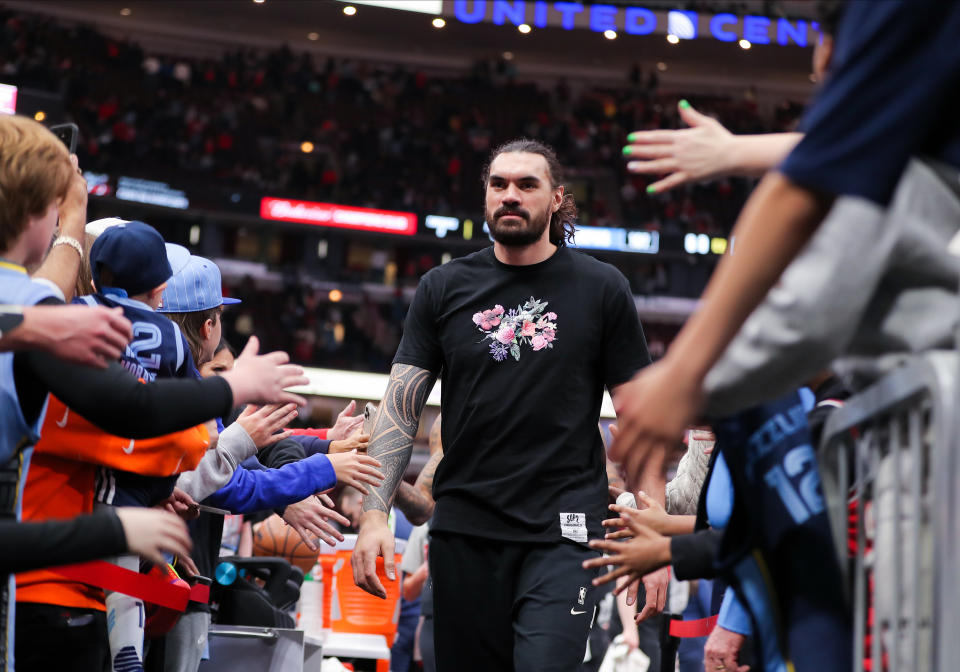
[363,363,437,514]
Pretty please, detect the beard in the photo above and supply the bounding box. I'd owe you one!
[486,204,551,247]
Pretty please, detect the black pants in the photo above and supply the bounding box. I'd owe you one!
[419,616,435,672]
[15,603,109,672]
[430,532,601,672]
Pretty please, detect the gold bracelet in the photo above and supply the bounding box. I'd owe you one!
[51,235,84,261]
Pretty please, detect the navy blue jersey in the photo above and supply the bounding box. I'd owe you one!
[712,391,851,672]
[781,0,960,205]
[75,292,196,506]
[75,293,195,381]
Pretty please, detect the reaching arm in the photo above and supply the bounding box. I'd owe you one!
[353,363,437,598]
[32,156,87,301]
[395,449,442,526]
[623,100,801,193]
[611,173,832,485]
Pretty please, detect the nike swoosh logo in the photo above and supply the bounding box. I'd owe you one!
[122,440,135,454]
[56,407,69,428]
[570,608,587,615]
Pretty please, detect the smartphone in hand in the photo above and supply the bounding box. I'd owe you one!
[49,122,79,154]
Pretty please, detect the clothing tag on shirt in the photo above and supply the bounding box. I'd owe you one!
[560,512,587,542]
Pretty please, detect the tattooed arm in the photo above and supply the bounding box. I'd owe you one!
[395,413,443,525]
[352,363,437,597]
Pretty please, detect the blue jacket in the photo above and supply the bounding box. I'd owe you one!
[206,453,336,514]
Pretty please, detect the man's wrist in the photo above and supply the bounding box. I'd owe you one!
[359,509,388,527]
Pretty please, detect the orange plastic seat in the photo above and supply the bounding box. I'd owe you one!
[320,550,401,671]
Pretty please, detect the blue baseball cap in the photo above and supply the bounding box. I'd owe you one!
[158,255,241,313]
[89,220,190,296]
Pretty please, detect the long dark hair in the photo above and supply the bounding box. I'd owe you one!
[481,138,578,247]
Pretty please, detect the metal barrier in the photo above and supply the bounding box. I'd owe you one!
[819,352,960,672]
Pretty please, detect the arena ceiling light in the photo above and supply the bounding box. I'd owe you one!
[338,0,442,14]
[666,33,680,44]
[603,30,617,40]
[307,32,319,41]
[432,17,446,28]
[300,141,315,153]
[120,7,131,15]
[739,39,752,49]
[33,110,45,122]
[518,23,532,33]
[342,5,357,16]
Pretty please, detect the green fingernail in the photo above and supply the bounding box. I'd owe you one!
[646,185,656,194]
[627,132,639,143]
[679,99,690,109]
[622,146,632,156]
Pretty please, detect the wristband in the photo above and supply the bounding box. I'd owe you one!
[0,305,25,339]
[51,235,84,260]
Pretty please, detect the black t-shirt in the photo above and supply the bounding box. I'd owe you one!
[394,246,650,544]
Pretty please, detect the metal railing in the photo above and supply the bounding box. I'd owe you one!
[818,352,960,672]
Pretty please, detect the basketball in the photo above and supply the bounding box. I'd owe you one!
[252,514,318,572]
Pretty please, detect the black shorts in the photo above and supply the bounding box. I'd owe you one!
[429,531,602,672]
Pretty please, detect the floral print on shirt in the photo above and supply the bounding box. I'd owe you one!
[472,296,557,362]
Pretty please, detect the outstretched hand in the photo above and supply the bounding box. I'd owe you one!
[116,507,192,565]
[583,508,671,603]
[623,100,734,194]
[283,494,349,551]
[224,336,310,406]
[236,403,299,449]
[610,358,701,490]
[328,450,383,495]
[328,400,365,441]
[604,492,670,538]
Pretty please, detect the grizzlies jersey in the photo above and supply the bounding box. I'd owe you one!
[75,292,195,381]
[713,391,851,672]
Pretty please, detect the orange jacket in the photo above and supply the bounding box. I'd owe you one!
[16,396,209,610]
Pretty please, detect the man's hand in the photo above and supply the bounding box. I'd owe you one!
[351,511,396,599]
[637,566,669,622]
[328,400,365,441]
[115,508,192,565]
[282,494,349,551]
[329,429,370,454]
[160,487,200,520]
[236,403,299,449]
[704,625,750,672]
[611,358,702,489]
[18,305,132,368]
[328,450,384,494]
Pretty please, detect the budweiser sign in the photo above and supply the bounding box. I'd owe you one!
[260,198,417,235]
